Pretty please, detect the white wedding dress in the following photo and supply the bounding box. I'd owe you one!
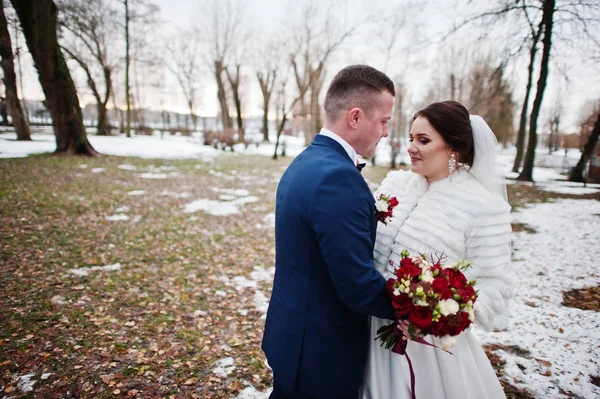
[360,169,513,399]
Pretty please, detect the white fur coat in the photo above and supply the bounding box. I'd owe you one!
[374,168,514,331]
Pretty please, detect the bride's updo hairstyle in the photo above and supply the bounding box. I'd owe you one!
[413,100,474,166]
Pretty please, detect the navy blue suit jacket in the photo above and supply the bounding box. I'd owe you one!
[262,134,395,398]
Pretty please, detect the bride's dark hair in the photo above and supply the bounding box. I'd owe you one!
[412,101,474,166]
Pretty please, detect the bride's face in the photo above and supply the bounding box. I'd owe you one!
[408,116,453,182]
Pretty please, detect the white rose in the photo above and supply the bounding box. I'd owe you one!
[438,299,459,316]
[440,335,457,350]
[375,200,389,212]
[421,269,434,283]
[414,298,428,307]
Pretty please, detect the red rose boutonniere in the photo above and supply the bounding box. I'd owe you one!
[375,193,399,225]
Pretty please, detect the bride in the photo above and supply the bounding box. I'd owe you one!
[360,101,514,399]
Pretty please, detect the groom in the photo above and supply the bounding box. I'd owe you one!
[262,65,396,399]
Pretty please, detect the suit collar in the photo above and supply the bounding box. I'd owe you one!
[318,129,357,164]
[312,133,357,167]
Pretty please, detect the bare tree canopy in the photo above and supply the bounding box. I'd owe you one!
[165,31,202,131]
[198,0,246,132]
[58,0,118,136]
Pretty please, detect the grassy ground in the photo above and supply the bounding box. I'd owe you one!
[1,153,598,398]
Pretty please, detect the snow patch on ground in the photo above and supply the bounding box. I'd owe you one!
[183,199,241,216]
[160,190,192,199]
[213,357,235,378]
[105,214,130,221]
[472,199,600,398]
[16,374,36,393]
[69,263,122,277]
[233,386,274,399]
[183,191,259,216]
[536,180,600,195]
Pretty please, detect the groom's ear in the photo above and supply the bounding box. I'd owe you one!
[348,107,361,129]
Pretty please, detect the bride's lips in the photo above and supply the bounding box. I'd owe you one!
[410,157,422,163]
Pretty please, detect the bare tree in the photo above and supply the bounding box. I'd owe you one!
[518,0,556,182]
[273,67,310,160]
[58,0,117,136]
[545,99,563,153]
[120,0,159,132]
[288,0,364,144]
[10,0,96,155]
[0,4,30,140]
[467,60,515,147]
[225,63,244,142]
[121,0,131,136]
[446,0,600,180]
[253,35,284,143]
[200,0,245,131]
[569,99,600,182]
[257,69,277,143]
[389,81,406,169]
[165,31,201,132]
[512,4,544,172]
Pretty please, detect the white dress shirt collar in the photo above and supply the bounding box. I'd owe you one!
[319,128,358,164]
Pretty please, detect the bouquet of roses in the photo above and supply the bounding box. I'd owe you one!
[375,192,399,225]
[376,250,477,398]
[377,250,478,353]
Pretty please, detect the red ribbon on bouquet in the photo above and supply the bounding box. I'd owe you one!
[390,322,452,399]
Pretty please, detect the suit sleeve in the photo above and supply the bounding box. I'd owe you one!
[310,168,395,320]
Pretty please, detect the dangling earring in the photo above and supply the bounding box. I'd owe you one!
[448,153,456,180]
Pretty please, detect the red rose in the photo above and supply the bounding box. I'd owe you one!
[397,259,421,279]
[443,268,468,289]
[385,278,396,295]
[431,316,449,336]
[391,294,414,318]
[388,197,399,207]
[457,285,475,301]
[432,277,453,300]
[409,306,433,329]
[456,311,472,334]
[445,311,471,336]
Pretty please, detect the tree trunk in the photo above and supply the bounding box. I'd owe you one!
[569,114,600,183]
[62,47,112,136]
[96,102,110,136]
[518,0,555,182]
[215,60,232,130]
[273,112,287,160]
[309,68,324,142]
[124,0,131,137]
[11,0,96,155]
[226,64,244,143]
[0,5,30,140]
[512,20,544,172]
[262,101,270,142]
[257,69,276,143]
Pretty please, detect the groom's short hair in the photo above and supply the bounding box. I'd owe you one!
[324,65,395,123]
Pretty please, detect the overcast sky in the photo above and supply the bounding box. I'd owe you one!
[13,0,600,132]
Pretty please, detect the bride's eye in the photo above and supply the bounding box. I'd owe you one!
[408,138,414,143]
[420,139,430,144]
